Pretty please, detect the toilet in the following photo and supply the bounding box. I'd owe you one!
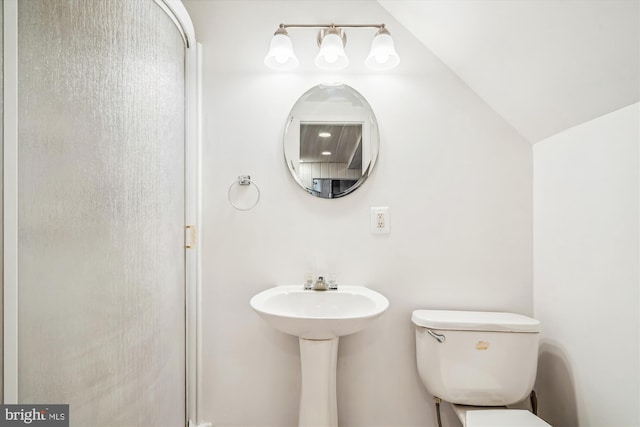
[412,309,552,427]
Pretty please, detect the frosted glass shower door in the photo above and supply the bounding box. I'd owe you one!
[13,1,187,425]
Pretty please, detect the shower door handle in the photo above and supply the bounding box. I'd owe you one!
[185,225,196,249]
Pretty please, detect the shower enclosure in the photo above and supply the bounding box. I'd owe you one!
[2,0,199,425]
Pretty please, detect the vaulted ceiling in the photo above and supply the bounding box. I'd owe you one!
[378,0,640,143]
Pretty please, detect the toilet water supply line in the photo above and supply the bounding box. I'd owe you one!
[434,397,443,427]
[530,390,538,415]
[432,391,538,426]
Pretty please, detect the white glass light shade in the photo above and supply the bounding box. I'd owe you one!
[365,32,400,70]
[264,33,299,70]
[314,33,349,70]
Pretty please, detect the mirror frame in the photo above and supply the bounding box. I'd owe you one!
[283,83,380,199]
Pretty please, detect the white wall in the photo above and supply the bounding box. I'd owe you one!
[533,103,639,427]
[184,1,532,426]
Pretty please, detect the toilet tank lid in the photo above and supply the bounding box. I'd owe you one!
[411,310,540,333]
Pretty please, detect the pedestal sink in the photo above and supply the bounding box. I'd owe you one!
[250,285,389,427]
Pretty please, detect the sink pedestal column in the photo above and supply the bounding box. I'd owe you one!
[298,337,339,427]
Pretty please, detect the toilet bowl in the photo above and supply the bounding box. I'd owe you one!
[412,309,552,427]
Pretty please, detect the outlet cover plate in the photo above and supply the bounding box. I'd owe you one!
[370,207,390,234]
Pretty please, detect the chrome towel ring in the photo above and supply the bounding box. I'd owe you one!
[228,175,260,211]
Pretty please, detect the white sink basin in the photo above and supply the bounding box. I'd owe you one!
[250,285,389,339]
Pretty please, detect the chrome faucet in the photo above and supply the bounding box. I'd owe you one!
[304,275,338,291]
[313,276,328,291]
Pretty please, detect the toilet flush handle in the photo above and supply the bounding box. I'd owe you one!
[427,329,446,343]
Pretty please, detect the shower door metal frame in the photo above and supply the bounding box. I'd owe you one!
[3,0,18,407]
[1,0,201,425]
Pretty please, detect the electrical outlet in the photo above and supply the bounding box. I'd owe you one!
[370,207,390,234]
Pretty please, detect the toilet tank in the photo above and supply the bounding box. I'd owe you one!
[412,310,540,406]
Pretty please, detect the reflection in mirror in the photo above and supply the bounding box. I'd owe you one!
[299,123,362,198]
[284,84,379,198]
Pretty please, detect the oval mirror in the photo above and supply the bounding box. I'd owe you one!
[283,84,379,199]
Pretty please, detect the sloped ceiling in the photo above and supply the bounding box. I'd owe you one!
[378,0,640,143]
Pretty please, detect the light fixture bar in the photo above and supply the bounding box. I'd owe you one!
[278,23,387,30]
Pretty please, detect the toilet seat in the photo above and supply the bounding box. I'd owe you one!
[451,405,552,427]
[466,409,552,427]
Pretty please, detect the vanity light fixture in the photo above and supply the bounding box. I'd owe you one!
[365,26,401,70]
[264,23,400,71]
[315,26,349,70]
[263,26,299,70]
